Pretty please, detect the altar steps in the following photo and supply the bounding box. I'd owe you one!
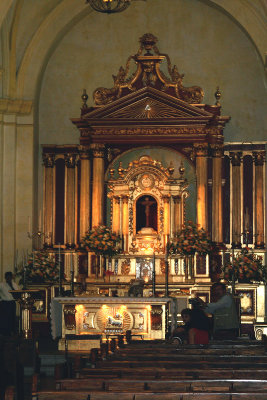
[31,340,267,400]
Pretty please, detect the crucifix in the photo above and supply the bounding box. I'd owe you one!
[140,196,156,227]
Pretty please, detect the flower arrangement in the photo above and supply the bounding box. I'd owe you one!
[222,247,267,283]
[81,225,121,257]
[168,221,212,256]
[15,251,59,284]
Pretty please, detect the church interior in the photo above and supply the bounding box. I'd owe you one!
[0,0,267,399]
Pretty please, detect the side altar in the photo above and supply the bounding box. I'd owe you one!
[51,296,171,350]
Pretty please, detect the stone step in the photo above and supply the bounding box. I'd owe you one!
[55,378,267,393]
[95,359,267,369]
[32,391,267,400]
[77,368,267,380]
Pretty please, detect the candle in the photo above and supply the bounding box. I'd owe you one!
[38,211,41,231]
[70,254,74,273]
[244,207,249,231]
[152,253,156,297]
[58,244,62,297]
[28,216,31,233]
[33,251,35,269]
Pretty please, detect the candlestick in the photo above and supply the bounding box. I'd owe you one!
[165,245,169,297]
[244,207,249,231]
[222,249,225,269]
[152,253,156,297]
[231,248,235,295]
[70,253,74,273]
[70,269,75,297]
[58,244,63,297]
[38,211,41,231]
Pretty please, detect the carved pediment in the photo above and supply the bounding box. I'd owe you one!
[82,87,212,122]
[87,33,204,108]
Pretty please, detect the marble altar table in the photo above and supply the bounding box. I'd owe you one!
[51,296,172,350]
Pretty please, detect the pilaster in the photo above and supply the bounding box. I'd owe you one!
[64,153,78,248]
[230,151,242,248]
[253,151,265,248]
[211,145,223,244]
[91,144,105,227]
[79,146,91,241]
[194,144,208,230]
[42,154,55,247]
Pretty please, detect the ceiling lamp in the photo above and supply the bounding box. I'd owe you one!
[86,0,131,14]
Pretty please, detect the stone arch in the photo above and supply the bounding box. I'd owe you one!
[0,0,262,102]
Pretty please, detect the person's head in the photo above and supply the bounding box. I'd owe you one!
[212,282,227,300]
[181,308,192,324]
[5,271,13,283]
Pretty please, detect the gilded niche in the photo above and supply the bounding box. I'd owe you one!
[93,33,204,106]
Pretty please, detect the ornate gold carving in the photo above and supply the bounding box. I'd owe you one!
[173,195,181,204]
[114,196,120,205]
[253,151,265,166]
[93,127,204,136]
[43,153,55,168]
[121,260,131,275]
[151,305,163,330]
[91,143,105,158]
[64,153,78,168]
[160,259,166,274]
[162,195,170,204]
[92,33,203,106]
[63,305,77,330]
[122,195,129,204]
[230,151,242,166]
[210,144,224,158]
[78,145,91,160]
[105,98,197,120]
[139,173,155,190]
[194,143,208,157]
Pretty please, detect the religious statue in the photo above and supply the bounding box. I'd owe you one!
[136,195,157,232]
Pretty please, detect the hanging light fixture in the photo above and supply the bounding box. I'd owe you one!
[86,0,131,14]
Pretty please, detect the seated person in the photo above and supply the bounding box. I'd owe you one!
[172,308,192,344]
[173,306,210,345]
[201,282,239,340]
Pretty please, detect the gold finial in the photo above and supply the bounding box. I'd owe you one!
[81,89,88,110]
[214,86,221,106]
[109,168,115,179]
[179,160,185,177]
[118,161,124,177]
[168,161,174,176]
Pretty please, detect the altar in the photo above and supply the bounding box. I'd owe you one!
[51,296,172,350]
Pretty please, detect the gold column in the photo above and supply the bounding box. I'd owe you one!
[112,196,120,234]
[163,195,170,246]
[173,195,181,234]
[211,145,223,244]
[195,144,208,230]
[79,146,91,241]
[91,144,105,227]
[253,151,265,248]
[122,195,129,252]
[64,153,77,247]
[230,152,242,248]
[42,154,55,247]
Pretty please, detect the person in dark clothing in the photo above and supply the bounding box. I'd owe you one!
[0,272,19,336]
[173,305,210,345]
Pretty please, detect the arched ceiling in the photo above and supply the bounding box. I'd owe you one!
[0,0,266,100]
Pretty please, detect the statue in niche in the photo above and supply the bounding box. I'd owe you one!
[136,195,157,233]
